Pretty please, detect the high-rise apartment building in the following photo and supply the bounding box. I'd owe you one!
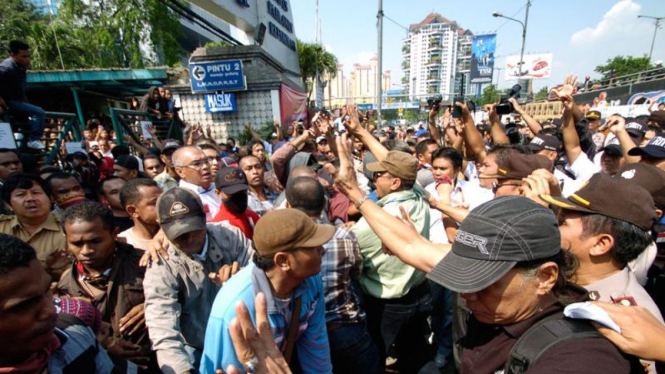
[319,55,391,108]
[402,13,472,100]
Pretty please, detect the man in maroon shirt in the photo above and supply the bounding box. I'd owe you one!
[211,167,260,239]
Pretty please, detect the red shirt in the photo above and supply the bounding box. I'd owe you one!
[211,203,260,239]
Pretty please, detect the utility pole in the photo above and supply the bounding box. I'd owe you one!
[377,0,383,126]
[518,0,531,81]
[638,15,664,62]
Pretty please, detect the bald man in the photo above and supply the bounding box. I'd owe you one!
[174,146,221,221]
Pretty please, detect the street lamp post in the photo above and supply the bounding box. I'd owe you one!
[493,0,531,81]
[638,15,664,62]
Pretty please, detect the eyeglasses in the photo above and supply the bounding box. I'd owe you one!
[180,158,210,169]
[492,181,522,193]
[373,171,393,181]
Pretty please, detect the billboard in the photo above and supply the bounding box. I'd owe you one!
[505,54,553,80]
[470,34,496,83]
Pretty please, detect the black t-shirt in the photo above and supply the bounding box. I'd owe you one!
[113,215,133,232]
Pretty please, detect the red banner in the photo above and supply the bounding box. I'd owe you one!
[279,83,307,127]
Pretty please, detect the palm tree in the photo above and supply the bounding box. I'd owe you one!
[297,40,338,105]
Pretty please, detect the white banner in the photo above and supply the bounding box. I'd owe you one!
[505,54,553,80]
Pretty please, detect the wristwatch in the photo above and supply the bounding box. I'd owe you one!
[354,194,371,209]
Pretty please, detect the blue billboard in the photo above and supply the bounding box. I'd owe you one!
[188,59,246,93]
[470,34,496,83]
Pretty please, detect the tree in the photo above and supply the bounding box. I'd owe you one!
[480,84,501,105]
[534,86,549,101]
[0,0,184,69]
[297,40,338,104]
[595,55,652,82]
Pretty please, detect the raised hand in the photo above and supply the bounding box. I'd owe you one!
[606,116,626,135]
[324,134,360,197]
[344,105,362,134]
[552,74,578,101]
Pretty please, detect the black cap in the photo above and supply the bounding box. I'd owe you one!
[480,153,553,180]
[427,196,561,293]
[528,134,562,152]
[215,167,249,194]
[628,135,665,159]
[157,187,207,240]
[625,121,648,138]
[115,155,139,171]
[162,139,182,152]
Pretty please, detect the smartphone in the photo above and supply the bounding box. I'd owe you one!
[452,96,465,118]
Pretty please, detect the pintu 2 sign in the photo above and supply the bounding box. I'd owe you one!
[205,93,237,113]
[188,59,247,93]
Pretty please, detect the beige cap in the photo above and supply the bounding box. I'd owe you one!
[366,150,418,181]
[253,209,336,257]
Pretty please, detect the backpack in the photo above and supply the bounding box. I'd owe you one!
[504,313,644,374]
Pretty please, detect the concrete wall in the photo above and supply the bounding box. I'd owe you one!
[169,45,303,143]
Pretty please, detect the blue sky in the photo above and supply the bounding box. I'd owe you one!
[291,0,665,92]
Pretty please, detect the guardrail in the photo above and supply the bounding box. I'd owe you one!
[582,67,665,93]
[109,108,184,149]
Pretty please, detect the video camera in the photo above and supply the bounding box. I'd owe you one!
[495,84,522,115]
[427,95,443,108]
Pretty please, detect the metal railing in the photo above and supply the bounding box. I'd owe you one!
[43,112,81,165]
[109,108,184,150]
[582,67,665,92]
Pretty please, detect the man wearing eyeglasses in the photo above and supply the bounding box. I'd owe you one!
[172,146,221,221]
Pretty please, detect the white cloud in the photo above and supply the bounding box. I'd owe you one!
[538,0,664,90]
[570,0,646,45]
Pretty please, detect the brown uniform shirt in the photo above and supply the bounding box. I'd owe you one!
[460,286,635,374]
[0,213,69,278]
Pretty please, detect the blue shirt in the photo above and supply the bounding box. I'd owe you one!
[199,263,332,374]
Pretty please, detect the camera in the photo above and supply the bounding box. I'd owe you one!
[427,95,443,108]
[495,84,522,115]
[452,97,476,119]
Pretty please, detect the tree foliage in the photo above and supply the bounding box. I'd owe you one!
[0,0,184,70]
[534,86,549,101]
[595,55,653,81]
[480,84,501,106]
[296,40,338,102]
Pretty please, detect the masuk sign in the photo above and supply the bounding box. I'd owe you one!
[188,59,247,93]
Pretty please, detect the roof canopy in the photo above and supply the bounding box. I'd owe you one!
[27,67,169,97]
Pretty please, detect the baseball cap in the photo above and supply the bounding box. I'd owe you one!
[427,196,561,293]
[162,139,182,152]
[625,121,648,138]
[366,150,418,181]
[616,163,665,209]
[157,187,207,240]
[480,153,553,180]
[600,137,624,157]
[215,167,249,194]
[316,136,327,144]
[586,110,601,120]
[253,209,336,257]
[540,172,657,230]
[647,111,665,127]
[114,155,139,171]
[271,132,278,139]
[415,129,430,138]
[628,135,665,159]
[528,134,562,153]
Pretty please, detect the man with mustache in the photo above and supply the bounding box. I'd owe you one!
[173,146,221,221]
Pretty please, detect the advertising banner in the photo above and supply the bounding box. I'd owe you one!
[505,54,553,80]
[470,34,496,83]
[279,83,307,126]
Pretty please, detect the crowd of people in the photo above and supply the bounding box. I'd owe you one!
[2,40,665,374]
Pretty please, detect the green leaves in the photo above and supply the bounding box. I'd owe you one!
[594,55,653,82]
[296,40,338,101]
[0,0,184,69]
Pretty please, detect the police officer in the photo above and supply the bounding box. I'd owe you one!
[542,173,663,373]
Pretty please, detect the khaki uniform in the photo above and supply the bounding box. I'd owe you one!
[0,213,69,278]
[586,267,663,373]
